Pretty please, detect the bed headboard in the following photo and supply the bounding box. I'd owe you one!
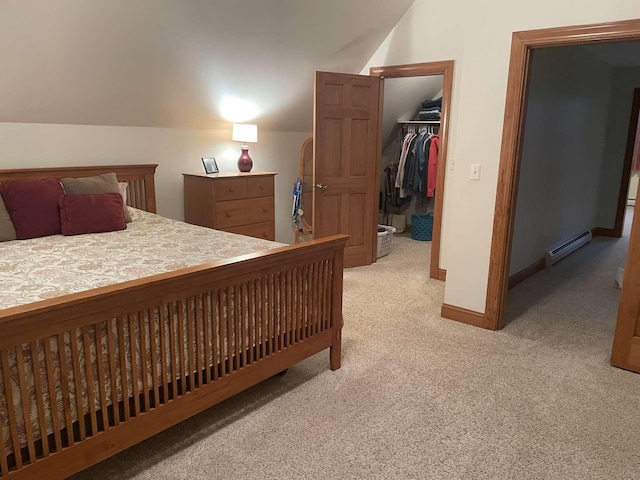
[0,164,158,213]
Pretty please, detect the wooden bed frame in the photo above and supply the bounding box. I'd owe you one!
[0,165,347,479]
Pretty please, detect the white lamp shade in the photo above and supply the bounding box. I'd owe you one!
[232,123,258,143]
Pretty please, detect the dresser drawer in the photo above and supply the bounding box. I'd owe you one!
[215,197,274,229]
[214,178,247,201]
[225,221,275,241]
[247,176,274,198]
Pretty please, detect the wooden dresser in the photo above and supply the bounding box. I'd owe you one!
[183,172,277,241]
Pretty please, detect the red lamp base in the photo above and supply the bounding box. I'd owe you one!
[238,146,253,172]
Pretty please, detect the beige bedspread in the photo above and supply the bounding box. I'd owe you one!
[0,208,283,310]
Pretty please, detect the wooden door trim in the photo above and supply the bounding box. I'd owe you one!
[486,19,640,331]
[370,60,455,281]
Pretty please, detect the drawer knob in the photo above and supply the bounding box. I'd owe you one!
[226,212,231,218]
[259,184,265,190]
[263,232,268,238]
[229,187,235,193]
[262,207,268,213]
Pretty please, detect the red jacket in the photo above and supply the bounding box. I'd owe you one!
[427,135,440,197]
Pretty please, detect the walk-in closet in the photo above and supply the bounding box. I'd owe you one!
[377,75,444,267]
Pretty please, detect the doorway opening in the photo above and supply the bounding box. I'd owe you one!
[486,19,640,374]
[370,61,454,280]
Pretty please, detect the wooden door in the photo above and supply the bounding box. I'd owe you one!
[313,71,381,268]
[611,200,640,372]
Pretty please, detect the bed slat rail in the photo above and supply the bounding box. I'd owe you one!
[0,234,346,479]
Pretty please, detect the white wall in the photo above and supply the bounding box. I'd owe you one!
[362,0,640,313]
[509,47,613,275]
[0,123,309,244]
[597,67,640,223]
[630,174,639,203]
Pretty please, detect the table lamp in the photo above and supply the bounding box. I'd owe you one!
[232,123,258,172]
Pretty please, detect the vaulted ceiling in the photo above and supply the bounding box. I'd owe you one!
[0,0,414,131]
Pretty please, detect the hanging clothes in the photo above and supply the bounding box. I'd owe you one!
[401,132,424,197]
[396,132,417,197]
[427,135,440,198]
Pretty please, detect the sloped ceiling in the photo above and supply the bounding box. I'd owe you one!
[381,76,443,148]
[0,0,414,131]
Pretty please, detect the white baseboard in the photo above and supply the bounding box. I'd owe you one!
[628,199,636,207]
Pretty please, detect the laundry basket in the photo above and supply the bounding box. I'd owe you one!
[411,213,433,241]
[377,225,397,258]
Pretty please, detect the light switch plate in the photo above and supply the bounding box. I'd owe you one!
[470,164,481,181]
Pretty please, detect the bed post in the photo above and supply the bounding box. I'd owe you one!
[330,247,344,370]
[144,172,157,213]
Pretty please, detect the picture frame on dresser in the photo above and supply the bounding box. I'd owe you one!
[201,157,219,175]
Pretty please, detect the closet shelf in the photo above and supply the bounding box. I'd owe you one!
[397,120,441,125]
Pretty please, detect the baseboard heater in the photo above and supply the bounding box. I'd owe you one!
[545,230,592,267]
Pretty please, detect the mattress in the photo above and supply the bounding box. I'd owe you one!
[0,210,285,455]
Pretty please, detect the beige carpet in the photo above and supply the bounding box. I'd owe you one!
[72,219,640,480]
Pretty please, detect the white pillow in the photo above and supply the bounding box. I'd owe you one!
[118,182,128,205]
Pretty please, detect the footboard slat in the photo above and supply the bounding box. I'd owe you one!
[128,316,141,415]
[175,304,185,398]
[15,347,36,463]
[218,290,227,377]
[43,339,63,448]
[93,324,109,431]
[0,235,347,479]
[159,307,170,400]
[57,333,75,445]
[304,265,311,340]
[0,353,11,474]
[69,332,85,441]
[140,310,151,408]
[169,304,178,398]
[116,319,130,422]
[260,278,267,359]
[30,341,49,459]
[269,277,275,354]
[242,285,249,367]
[0,435,6,476]
[278,273,288,350]
[186,300,195,392]
[225,288,233,372]
[81,330,98,436]
[195,295,203,388]
[232,286,240,370]
[210,294,218,381]
[149,308,160,405]
[105,322,120,427]
[1,350,21,468]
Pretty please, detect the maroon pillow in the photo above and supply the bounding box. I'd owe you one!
[59,193,126,236]
[0,179,64,239]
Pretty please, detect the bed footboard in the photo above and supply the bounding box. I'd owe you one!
[0,234,347,479]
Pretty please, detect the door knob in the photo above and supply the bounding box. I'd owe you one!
[314,183,329,190]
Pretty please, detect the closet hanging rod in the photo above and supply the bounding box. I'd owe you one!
[397,120,441,125]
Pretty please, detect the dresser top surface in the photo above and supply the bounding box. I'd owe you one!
[183,171,277,179]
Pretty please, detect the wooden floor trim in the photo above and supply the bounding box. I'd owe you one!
[593,227,621,238]
[437,269,447,281]
[441,304,488,329]
[508,258,545,290]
